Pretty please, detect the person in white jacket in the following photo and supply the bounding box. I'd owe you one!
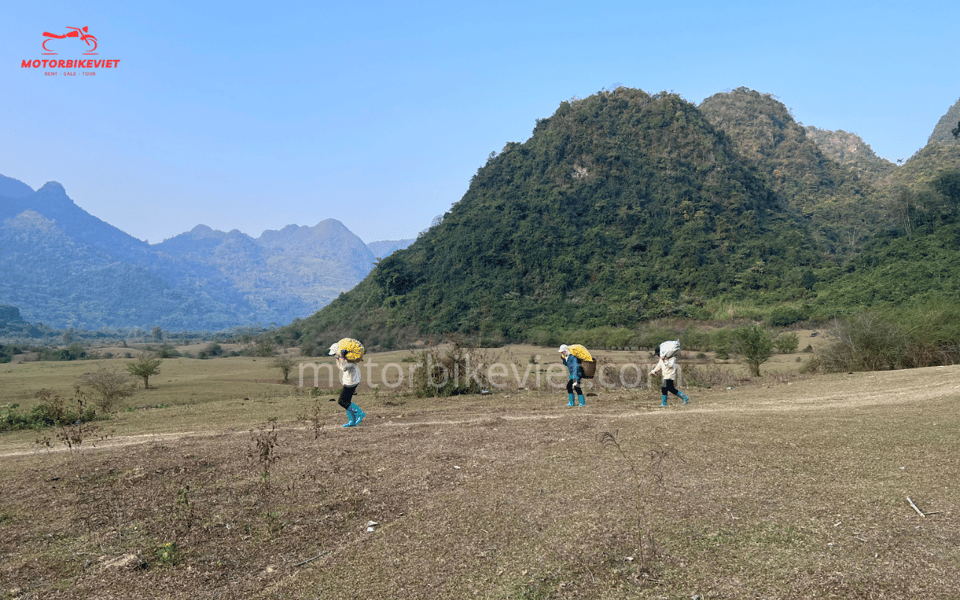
[329,343,367,427]
[649,346,689,407]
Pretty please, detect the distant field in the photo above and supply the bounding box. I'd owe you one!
[0,333,827,451]
[5,334,954,599]
[0,331,828,413]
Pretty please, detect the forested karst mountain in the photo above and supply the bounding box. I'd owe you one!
[884,99,960,196]
[286,88,830,349]
[698,88,888,255]
[0,182,155,263]
[803,126,896,180]
[282,86,960,351]
[927,97,960,147]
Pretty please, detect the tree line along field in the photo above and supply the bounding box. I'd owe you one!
[1,334,958,599]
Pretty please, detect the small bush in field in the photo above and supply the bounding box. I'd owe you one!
[3,389,101,433]
[767,305,806,327]
[774,332,800,354]
[731,324,775,377]
[272,355,296,383]
[709,328,734,358]
[155,542,180,566]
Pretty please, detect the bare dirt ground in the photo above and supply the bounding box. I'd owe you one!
[1,359,959,599]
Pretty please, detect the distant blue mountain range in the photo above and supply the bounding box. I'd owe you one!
[0,174,413,331]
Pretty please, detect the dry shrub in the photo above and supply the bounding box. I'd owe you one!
[902,342,960,368]
[410,343,492,397]
[249,420,280,489]
[76,363,134,412]
[819,314,907,372]
[818,308,960,373]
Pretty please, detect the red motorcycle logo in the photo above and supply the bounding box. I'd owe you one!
[42,26,98,55]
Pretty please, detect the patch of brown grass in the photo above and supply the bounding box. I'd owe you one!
[1,362,959,599]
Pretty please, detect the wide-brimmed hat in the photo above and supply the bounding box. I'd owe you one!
[558,344,568,354]
[328,343,340,356]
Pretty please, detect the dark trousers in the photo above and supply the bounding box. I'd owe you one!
[338,384,357,410]
[661,379,679,396]
[566,379,582,396]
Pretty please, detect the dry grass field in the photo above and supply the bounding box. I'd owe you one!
[1,338,958,599]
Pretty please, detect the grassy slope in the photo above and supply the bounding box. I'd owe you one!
[1,348,958,599]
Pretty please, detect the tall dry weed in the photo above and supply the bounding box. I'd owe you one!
[598,429,682,580]
[249,420,280,489]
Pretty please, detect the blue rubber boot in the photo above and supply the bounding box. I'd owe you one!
[578,394,585,407]
[660,394,668,407]
[679,391,689,405]
[567,394,575,407]
[342,407,357,427]
[351,404,366,426]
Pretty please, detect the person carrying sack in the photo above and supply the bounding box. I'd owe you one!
[650,342,690,407]
[558,344,585,407]
[329,342,367,427]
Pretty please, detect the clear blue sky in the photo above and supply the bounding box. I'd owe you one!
[3,0,958,244]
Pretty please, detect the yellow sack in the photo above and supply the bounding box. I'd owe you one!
[568,344,593,362]
[332,338,365,362]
